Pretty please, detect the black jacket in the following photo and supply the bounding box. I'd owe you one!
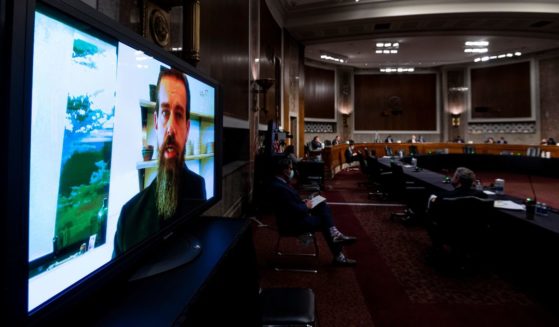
[113,165,206,256]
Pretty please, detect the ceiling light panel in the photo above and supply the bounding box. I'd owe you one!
[375,41,399,54]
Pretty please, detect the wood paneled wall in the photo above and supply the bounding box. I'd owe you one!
[198,0,250,120]
[539,56,559,140]
[471,61,531,119]
[283,31,304,153]
[354,74,437,131]
[304,65,335,119]
[259,0,282,124]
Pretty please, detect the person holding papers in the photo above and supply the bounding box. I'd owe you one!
[268,158,357,266]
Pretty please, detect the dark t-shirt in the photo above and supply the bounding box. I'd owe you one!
[113,165,206,256]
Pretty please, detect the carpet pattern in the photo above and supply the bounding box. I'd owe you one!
[337,204,533,305]
[253,169,559,327]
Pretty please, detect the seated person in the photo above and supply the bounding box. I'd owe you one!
[268,158,357,266]
[331,135,342,145]
[547,137,557,145]
[484,137,495,144]
[426,167,490,263]
[310,136,323,151]
[284,145,299,163]
[453,136,464,143]
[345,141,361,164]
[496,136,507,144]
[384,135,394,143]
[431,167,487,202]
[407,135,418,143]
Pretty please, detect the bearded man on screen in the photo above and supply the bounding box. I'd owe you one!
[113,68,206,256]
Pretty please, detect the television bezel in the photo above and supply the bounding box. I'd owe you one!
[3,0,223,324]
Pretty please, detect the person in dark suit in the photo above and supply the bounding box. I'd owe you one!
[345,140,360,164]
[435,167,487,200]
[384,135,394,143]
[426,167,487,261]
[114,68,206,256]
[268,158,357,266]
[332,135,342,145]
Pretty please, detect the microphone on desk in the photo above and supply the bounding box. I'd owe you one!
[525,174,537,220]
[527,174,537,202]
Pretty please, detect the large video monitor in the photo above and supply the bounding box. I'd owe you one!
[5,0,222,324]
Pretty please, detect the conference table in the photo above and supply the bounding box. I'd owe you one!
[377,157,559,236]
[377,156,559,292]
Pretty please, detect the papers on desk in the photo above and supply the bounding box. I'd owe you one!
[310,195,326,208]
[494,200,525,211]
[483,190,496,195]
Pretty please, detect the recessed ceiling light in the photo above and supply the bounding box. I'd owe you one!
[320,50,348,63]
[465,41,489,47]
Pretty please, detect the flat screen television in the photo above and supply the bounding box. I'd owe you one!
[3,0,222,324]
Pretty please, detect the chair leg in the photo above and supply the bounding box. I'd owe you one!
[273,233,319,274]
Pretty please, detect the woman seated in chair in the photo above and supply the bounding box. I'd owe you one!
[268,158,357,266]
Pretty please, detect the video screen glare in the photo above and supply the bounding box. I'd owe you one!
[28,10,216,312]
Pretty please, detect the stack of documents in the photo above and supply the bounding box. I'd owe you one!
[494,200,525,211]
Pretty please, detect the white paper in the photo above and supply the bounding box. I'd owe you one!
[310,195,327,208]
[483,190,496,195]
[494,200,525,211]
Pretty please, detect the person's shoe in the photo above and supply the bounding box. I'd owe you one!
[332,253,357,267]
[332,234,357,244]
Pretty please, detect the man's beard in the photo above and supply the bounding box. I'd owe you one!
[156,136,185,220]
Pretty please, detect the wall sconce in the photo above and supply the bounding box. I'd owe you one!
[342,113,351,127]
[252,78,274,112]
[451,114,461,127]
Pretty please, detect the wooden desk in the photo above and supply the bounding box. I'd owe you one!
[378,157,559,234]
[323,143,559,178]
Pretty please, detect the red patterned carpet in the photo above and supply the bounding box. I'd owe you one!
[252,169,559,327]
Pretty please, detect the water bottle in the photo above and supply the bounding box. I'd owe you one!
[494,179,505,195]
[411,157,417,169]
[475,180,483,191]
[541,203,549,216]
[535,202,542,215]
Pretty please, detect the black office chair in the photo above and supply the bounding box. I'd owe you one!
[259,287,316,326]
[427,196,495,271]
[388,162,426,223]
[272,215,320,274]
[365,156,391,199]
[463,145,475,154]
[384,146,394,157]
[409,145,418,156]
[296,160,324,192]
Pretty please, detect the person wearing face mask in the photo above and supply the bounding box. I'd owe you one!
[268,158,357,266]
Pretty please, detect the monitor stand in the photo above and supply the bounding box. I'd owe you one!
[128,234,202,282]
